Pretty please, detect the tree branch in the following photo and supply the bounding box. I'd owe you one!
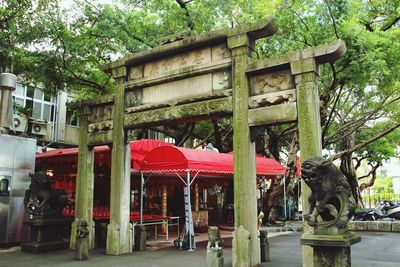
[381,16,400,31]
[331,122,400,160]
[290,10,316,46]
[359,162,381,192]
[323,0,340,39]
[176,0,194,30]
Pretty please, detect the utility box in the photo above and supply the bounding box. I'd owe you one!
[0,134,36,244]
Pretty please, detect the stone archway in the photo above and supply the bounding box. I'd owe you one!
[70,17,346,266]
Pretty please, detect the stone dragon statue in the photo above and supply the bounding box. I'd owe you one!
[301,157,357,229]
[24,171,67,218]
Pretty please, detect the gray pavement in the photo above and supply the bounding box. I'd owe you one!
[0,232,399,267]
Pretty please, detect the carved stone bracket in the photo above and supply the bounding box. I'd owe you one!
[88,120,113,133]
[248,89,296,108]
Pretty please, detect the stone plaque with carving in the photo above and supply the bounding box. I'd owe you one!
[143,47,212,78]
[87,105,113,124]
[125,90,142,108]
[212,70,232,91]
[129,65,144,80]
[249,69,295,96]
[211,43,231,61]
[141,74,213,105]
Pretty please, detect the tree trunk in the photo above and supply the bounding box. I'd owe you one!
[262,133,298,223]
[339,135,360,205]
[266,127,280,161]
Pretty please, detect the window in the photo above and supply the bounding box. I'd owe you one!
[0,175,11,197]
[12,84,56,122]
[66,108,78,126]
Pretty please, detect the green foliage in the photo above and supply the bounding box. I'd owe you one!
[355,122,400,163]
[371,177,394,194]
[13,103,32,117]
[2,0,399,171]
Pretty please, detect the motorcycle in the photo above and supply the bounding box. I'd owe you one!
[383,201,400,220]
[353,200,400,221]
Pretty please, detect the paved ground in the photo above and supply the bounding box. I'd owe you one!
[0,232,399,267]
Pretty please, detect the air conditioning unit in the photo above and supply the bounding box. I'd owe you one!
[30,121,48,136]
[13,114,28,132]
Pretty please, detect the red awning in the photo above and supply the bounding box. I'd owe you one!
[255,154,287,176]
[36,139,173,172]
[138,146,234,175]
[138,146,286,176]
[36,140,286,177]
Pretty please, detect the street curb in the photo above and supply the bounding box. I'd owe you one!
[349,220,400,232]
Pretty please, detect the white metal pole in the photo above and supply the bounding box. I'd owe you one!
[283,177,287,221]
[140,171,144,224]
[297,178,300,221]
[186,170,193,251]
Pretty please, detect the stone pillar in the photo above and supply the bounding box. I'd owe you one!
[106,81,133,255]
[228,33,260,266]
[71,108,95,259]
[291,58,321,267]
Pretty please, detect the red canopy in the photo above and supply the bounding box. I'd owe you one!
[255,154,287,176]
[36,140,286,177]
[138,145,286,176]
[138,146,234,175]
[35,139,173,172]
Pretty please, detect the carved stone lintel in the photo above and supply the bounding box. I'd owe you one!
[248,89,296,108]
[124,96,232,129]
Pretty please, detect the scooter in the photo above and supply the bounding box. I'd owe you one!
[384,201,400,220]
[352,201,399,221]
[353,208,378,221]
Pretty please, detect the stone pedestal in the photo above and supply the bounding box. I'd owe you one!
[232,226,251,267]
[260,230,270,262]
[301,231,361,267]
[75,236,89,260]
[134,224,146,251]
[207,247,224,267]
[21,217,70,253]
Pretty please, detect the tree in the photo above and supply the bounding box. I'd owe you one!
[0,0,55,73]
[4,0,399,216]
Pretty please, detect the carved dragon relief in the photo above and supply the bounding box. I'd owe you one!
[250,69,294,95]
[249,69,296,108]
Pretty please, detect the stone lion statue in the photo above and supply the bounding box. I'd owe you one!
[301,157,356,229]
[207,226,223,249]
[24,171,67,218]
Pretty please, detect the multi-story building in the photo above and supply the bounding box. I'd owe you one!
[11,81,79,148]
